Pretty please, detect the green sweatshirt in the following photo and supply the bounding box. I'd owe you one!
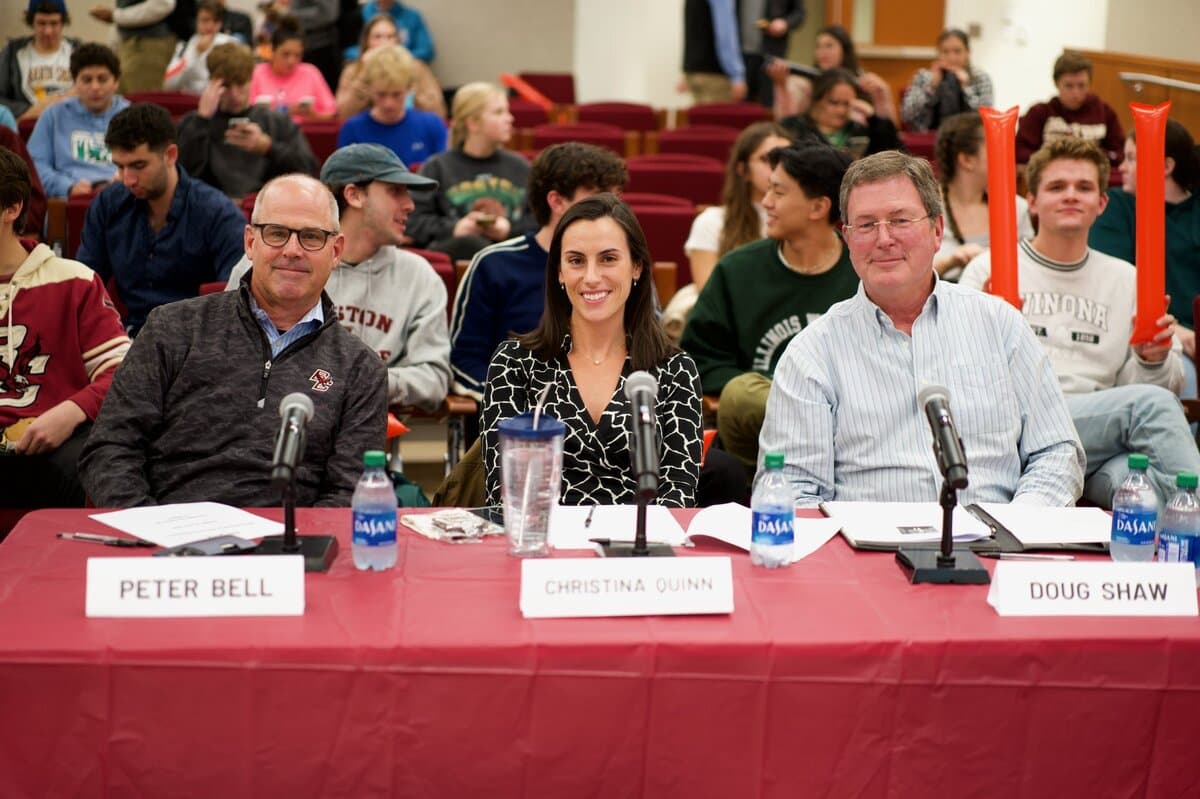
[1088,188,1200,328]
[681,236,859,394]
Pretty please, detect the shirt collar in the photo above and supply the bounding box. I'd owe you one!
[853,271,943,333]
[246,290,324,333]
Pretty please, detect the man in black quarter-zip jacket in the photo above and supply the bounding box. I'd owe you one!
[80,173,386,507]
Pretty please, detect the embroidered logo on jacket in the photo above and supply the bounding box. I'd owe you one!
[310,369,333,392]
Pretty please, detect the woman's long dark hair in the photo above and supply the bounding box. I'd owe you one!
[934,111,984,245]
[271,15,304,50]
[518,194,677,371]
[1131,119,1200,193]
[719,121,792,256]
[816,25,859,75]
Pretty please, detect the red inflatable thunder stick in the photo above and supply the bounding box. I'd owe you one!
[1129,101,1171,346]
[980,106,1020,309]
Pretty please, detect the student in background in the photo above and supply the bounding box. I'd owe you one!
[0,0,79,122]
[680,143,859,473]
[163,0,237,94]
[901,29,994,133]
[408,82,529,261]
[664,120,794,337]
[0,148,130,508]
[1090,119,1200,397]
[177,42,318,199]
[28,42,129,198]
[1016,52,1124,169]
[335,14,445,120]
[77,103,246,335]
[345,0,435,63]
[961,138,1195,509]
[336,44,446,167]
[780,69,901,159]
[0,126,47,235]
[931,111,1033,280]
[248,16,336,121]
[768,25,895,125]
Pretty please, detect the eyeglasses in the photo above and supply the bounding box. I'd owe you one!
[252,223,337,251]
[842,215,931,241]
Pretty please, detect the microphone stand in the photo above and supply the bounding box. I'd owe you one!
[600,491,676,557]
[253,461,339,572]
[895,462,989,585]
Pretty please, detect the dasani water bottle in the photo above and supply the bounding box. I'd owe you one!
[1110,453,1157,562]
[352,450,398,571]
[751,452,794,568]
[1157,471,1200,586]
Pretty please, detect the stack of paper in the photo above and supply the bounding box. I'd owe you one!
[821,501,992,548]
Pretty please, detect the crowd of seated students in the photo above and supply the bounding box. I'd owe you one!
[661,120,793,338]
[3,0,1200,520]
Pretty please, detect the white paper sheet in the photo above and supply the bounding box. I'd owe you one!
[89,502,284,547]
[683,503,841,561]
[549,505,687,550]
[821,501,992,546]
[975,503,1112,545]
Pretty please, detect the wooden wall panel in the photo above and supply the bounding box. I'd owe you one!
[872,0,944,47]
[1075,49,1200,137]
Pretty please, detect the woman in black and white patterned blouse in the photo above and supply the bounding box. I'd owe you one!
[480,194,703,507]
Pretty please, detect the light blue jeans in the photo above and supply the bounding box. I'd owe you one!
[1067,384,1200,509]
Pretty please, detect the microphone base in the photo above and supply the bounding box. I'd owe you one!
[598,540,676,558]
[895,547,990,585]
[254,534,339,572]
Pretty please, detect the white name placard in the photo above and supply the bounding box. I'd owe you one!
[86,555,305,618]
[519,557,733,618]
[987,561,1198,617]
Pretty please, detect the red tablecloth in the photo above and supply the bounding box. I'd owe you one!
[1,508,1198,798]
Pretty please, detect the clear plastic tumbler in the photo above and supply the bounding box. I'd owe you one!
[498,412,565,557]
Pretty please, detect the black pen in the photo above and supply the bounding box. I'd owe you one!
[588,538,610,546]
[978,552,1074,561]
[584,505,597,529]
[57,532,156,548]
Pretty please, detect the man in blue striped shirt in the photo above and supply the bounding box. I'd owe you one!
[759,151,1084,505]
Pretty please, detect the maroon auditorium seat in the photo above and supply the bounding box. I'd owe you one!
[126,91,200,117]
[65,191,100,259]
[508,98,549,129]
[648,125,740,162]
[299,119,342,168]
[620,192,696,209]
[625,154,725,207]
[18,117,36,143]
[576,101,661,132]
[532,122,636,157]
[517,72,576,105]
[405,247,455,321]
[628,205,698,287]
[680,101,769,130]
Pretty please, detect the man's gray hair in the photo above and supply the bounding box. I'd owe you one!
[838,151,942,224]
[251,173,340,230]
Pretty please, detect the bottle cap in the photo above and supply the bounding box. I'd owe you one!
[363,450,386,468]
[763,452,784,469]
[1127,453,1149,470]
[1176,472,1198,489]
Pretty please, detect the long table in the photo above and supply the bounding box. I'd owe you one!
[1,508,1198,797]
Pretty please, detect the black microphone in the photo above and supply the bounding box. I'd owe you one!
[918,384,968,490]
[271,392,314,489]
[624,370,660,502]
